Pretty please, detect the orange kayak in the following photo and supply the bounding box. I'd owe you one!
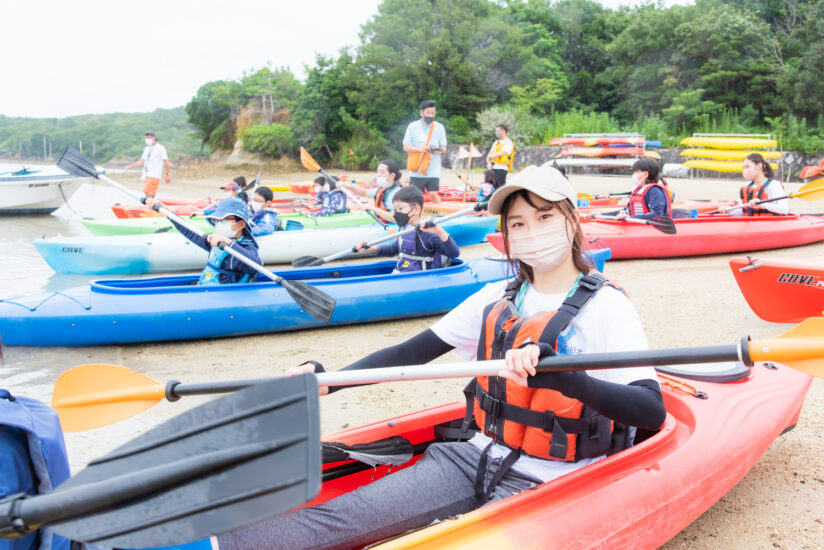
[312,362,810,548]
[730,256,824,322]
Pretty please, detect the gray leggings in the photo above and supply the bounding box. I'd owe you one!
[216,442,541,550]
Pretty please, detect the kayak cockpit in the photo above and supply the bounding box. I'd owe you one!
[88,259,471,294]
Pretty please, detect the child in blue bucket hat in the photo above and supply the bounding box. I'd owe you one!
[146,197,261,285]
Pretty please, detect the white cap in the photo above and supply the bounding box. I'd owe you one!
[487,165,577,215]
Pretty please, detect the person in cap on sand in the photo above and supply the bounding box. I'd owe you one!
[146,196,260,285]
[213,165,666,550]
[125,131,170,198]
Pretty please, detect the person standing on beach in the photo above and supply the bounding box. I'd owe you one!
[403,100,447,204]
[125,131,170,198]
[486,124,514,188]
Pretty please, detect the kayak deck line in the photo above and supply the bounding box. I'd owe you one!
[0,288,92,312]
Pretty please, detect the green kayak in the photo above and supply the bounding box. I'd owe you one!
[81,211,378,236]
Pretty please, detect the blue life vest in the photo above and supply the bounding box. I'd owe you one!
[0,390,71,550]
[318,190,347,216]
[198,238,253,286]
[396,229,451,272]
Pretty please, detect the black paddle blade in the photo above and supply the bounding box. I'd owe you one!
[281,279,336,322]
[57,147,101,179]
[648,216,677,234]
[45,375,320,548]
[292,255,324,267]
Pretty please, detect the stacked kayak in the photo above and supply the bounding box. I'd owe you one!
[81,211,378,236]
[730,256,824,322]
[35,216,499,274]
[308,361,810,549]
[0,258,510,346]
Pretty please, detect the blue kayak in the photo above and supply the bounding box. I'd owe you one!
[0,258,513,346]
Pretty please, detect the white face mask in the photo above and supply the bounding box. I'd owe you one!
[250,200,264,213]
[376,176,391,188]
[495,130,503,139]
[508,214,572,272]
[145,138,153,146]
[214,220,238,238]
[631,172,645,186]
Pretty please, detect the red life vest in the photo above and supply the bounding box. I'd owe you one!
[463,273,620,463]
[627,181,672,217]
[739,179,784,216]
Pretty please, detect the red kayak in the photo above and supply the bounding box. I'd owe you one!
[312,363,810,548]
[112,199,305,219]
[730,256,824,322]
[576,215,824,259]
[550,137,645,146]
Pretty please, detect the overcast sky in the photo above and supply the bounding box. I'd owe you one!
[0,0,688,119]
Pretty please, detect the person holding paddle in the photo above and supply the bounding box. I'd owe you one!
[216,164,666,550]
[718,153,788,216]
[611,158,671,220]
[146,196,260,285]
[339,160,403,223]
[355,186,459,272]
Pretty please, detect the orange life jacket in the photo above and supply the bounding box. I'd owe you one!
[739,179,784,216]
[463,273,618,463]
[627,181,672,217]
[373,182,400,211]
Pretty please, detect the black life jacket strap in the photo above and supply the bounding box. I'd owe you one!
[474,440,521,502]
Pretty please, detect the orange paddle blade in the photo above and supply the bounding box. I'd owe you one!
[51,364,165,432]
[748,317,824,378]
[299,147,320,172]
[791,178,824,201]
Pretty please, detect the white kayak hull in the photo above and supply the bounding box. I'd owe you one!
[0,163,88,213]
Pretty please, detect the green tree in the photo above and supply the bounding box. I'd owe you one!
[289,52,362,161]
[185,80,243,150]
[240,124,296,158]
[675,4,777,117]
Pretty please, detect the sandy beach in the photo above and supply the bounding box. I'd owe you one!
[4,164,822,548]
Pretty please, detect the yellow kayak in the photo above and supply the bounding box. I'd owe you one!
[680,137,777,149]
[684,159,779,173]
[680,149,782,160]
[266,185,291,192]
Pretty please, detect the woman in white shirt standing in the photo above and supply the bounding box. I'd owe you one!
[215,164,667,550]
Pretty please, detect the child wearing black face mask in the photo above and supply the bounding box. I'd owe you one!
[355,186,459,272]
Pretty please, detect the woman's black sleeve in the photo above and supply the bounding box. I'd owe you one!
[327,329,455,393]
[527,371,666,430]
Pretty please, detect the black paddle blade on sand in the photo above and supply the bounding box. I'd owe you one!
[57,147,102,179]
[281,279,336,322]
[15,375,321,548]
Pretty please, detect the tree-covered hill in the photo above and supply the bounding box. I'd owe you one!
[0,107,204,163]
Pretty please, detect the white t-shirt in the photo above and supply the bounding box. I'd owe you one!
[140,143,168,180]
[403,119,447,178]
[733,179,788,216]
[431,278,657,482]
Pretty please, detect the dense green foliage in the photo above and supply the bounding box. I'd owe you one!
[203,0,824,164]
[0,107,202,163]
